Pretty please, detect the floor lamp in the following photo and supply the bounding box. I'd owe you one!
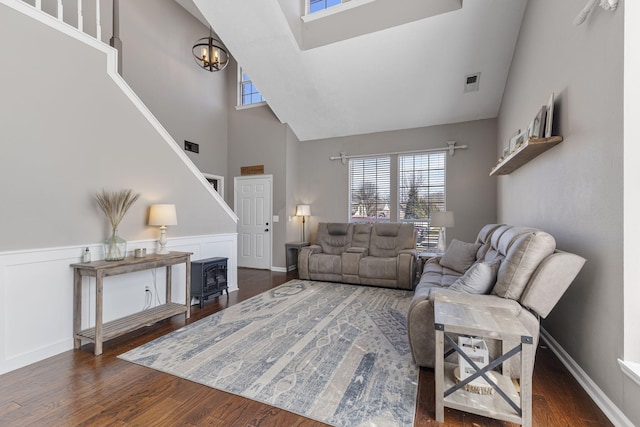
[296,204,311,242]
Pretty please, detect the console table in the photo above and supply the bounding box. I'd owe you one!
[71,251,192,355]
[434,292,534,426]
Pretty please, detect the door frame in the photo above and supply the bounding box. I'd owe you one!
[233,174,273,270]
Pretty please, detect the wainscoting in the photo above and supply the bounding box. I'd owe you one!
[0,233,237,375]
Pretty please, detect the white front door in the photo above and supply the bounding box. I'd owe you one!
[234,175,272,269]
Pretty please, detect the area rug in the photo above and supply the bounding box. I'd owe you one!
[119,280,418,427]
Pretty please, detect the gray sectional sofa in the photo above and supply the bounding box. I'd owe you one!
[297,222,417,290]
[407,224,586,376]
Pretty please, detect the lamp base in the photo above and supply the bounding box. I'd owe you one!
[436,229,446,253]
[157,226,169,254]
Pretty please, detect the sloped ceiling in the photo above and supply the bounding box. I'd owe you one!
[180,0,528,141]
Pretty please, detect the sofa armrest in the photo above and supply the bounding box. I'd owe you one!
[342,248,366,276]
[346,246,368,256]
[520,251,586,318]
[298,245,322,279]
[397,249,417,290]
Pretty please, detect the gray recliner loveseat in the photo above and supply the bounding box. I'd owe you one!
[407,224,586,376]
[298,222,417,290]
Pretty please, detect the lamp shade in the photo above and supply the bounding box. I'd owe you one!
[296,204,311,216]
[431,211,455,228]
[149,204,177,226]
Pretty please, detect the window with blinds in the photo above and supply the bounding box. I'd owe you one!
[398,152,446,250]
[349,157,391,222]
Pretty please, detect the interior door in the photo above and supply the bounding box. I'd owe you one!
[234,175,272,269]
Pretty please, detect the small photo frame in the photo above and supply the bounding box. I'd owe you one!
[545,92,554,138]
[509,130,526,153]
[506,129,520,155]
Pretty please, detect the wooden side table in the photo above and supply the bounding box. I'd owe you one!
[434,292,534,426]
[70,251,192,355]
[285,242,310,271]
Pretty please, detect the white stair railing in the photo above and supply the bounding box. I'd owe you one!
[29,0,103,42]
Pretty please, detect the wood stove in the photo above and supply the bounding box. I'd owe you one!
[191,257,228,308]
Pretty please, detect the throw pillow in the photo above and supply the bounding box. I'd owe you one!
[439,239,482,273]
[449,260,501,294]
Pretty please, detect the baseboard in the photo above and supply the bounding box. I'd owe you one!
[540,327,634,427]
[271,266,287,273]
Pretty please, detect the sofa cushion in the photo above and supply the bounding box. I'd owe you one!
[359,256,397,280]
[475,224,502,261]
[417,259,461,288]
[308,253,342,275]
[315,223,353,255]
[352,224,373,249]
[369,223,415,257]
[327,223,350,235]
[492,228,556,301]
[439,239,481,273]
[449,260,501,294]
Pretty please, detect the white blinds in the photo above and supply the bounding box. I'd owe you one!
[349,157,391,221]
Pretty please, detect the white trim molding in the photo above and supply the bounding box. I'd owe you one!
[618,360,640,388]
[540,328,634,427]
[0,234,237,375]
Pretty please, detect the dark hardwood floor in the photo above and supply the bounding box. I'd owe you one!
[0,268,611,426]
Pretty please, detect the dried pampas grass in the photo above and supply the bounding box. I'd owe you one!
[95,189,141,229]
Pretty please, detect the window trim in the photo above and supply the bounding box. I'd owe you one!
[303,0,375,21]
[237,66,266,108]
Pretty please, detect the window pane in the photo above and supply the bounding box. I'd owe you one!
[349,157,391,223]
[239,69,265,106]
[309,0,342,14]
[399,152,446,251]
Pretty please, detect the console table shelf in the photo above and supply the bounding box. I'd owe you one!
[71,251,192,355]
[76,303,187,342]
[490,136,563,176]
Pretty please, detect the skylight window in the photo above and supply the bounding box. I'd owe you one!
[309,0,344,14]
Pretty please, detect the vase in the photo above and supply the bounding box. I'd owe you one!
[104,228,127,261]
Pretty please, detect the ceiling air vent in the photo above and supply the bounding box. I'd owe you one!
[464,72,481,93]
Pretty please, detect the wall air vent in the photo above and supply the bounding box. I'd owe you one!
[464,72,481,93]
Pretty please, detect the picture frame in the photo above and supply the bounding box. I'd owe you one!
[506,129,520,155]
[545,92,554,138]
[509,130,526,153]
[527,105,547,139]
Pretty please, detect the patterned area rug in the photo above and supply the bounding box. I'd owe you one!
[119,280,418,427]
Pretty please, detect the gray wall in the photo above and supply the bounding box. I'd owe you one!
[0,2,235,252]
[496,0,635,423]
[297,119,498,244]
[226,58,290,267]
[119,0,229,178]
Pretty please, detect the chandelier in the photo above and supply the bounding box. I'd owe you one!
[192,27,229,72]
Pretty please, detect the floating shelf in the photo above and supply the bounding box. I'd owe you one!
[490,136,564,176]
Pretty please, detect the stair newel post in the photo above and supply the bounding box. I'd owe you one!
[77,0,83,31]
[95,0,102,41]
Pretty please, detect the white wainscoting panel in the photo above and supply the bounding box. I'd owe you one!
[0,233,237,375]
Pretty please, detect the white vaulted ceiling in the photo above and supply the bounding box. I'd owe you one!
[179,0,528,141]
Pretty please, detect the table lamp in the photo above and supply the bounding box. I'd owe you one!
[431,211,454,252]
[149,204,177,254]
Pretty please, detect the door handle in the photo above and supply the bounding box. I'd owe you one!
[264,228,269,232]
